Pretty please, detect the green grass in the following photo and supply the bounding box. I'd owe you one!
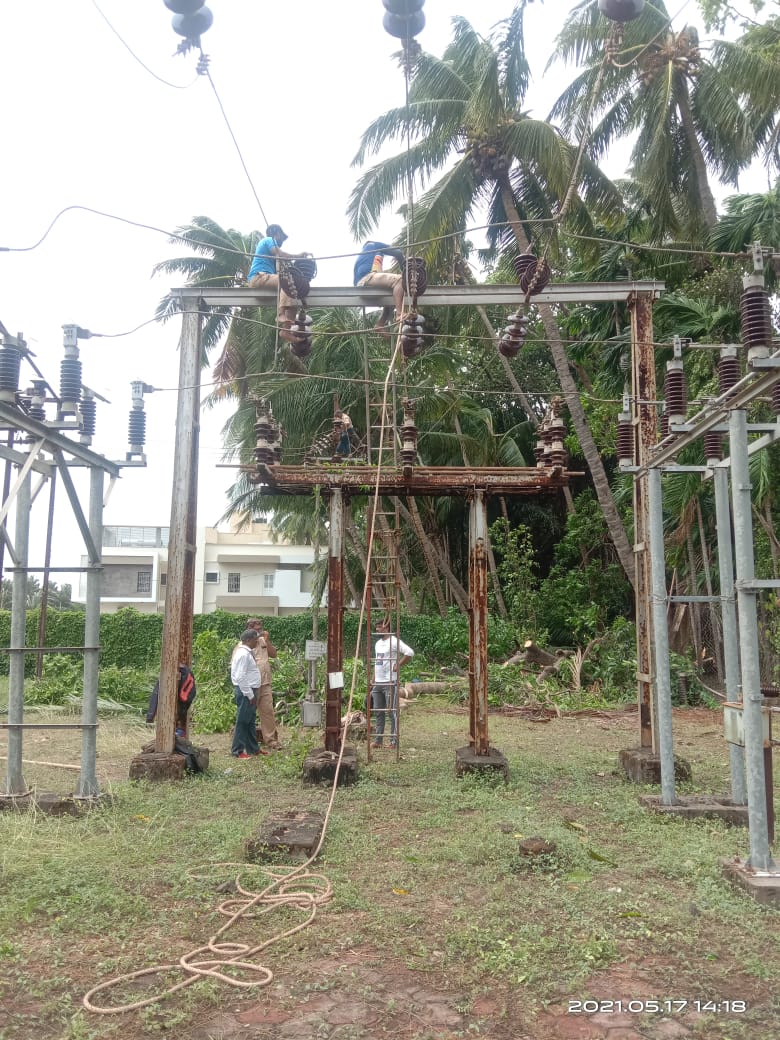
[1,704,779,1039]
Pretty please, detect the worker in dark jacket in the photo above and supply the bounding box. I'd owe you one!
[353,241,406,333]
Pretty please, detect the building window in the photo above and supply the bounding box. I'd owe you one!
[205,571,219,585]
[253,514,268,524]
[160,573,167,587]
[137,571,152,594]
[263,573,275,592]
[227,572,241,593]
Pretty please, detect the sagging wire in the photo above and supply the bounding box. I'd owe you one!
[0,204,753,263]
[91,0,199,89]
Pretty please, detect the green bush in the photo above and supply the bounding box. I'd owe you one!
[190,630,236,734]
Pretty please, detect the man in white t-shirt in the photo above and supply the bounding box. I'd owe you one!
[370,616,414,749]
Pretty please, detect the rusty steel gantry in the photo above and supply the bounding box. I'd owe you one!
[158,280,663,763]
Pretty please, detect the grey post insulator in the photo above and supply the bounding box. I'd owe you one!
[383,0,424,13]
[128,409,146,450]
[164,0,205,12]
[59,356,82,416]
[0,345,21,399]
[172,6,213,37]
[383,9,426,39]
[598,0,645,21]
[79,394,97,442]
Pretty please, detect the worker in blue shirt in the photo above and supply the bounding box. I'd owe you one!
[248,224,309,343]
[353,241,406,334]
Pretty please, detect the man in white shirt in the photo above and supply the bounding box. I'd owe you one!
[230,629,266,758]
[370,616,414,749]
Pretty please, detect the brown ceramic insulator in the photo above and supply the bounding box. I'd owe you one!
[773,381,780,416]
[499,335,521,358]
[663,364,687,418]
[254,446,274,465]
[740,285,772,349]
[402,257,427,297]
[254,418,273,440]
[617,415,634,462]
[547,448,567,467]
[520,257,551,295]
[513,253,536,283]
[718,352,741,393]
[660,409,669,438]
[533,442,545,465]
[291,335,312,358]
[704,430,722,461]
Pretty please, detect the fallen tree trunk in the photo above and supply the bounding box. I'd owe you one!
[400,680,465,697]
[523,641,562,668]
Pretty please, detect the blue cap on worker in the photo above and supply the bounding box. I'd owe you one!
[266,224,288,244]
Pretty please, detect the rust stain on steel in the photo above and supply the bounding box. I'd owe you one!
[252,464,577,497]
[630,293,657,751]
[469,494,490,756]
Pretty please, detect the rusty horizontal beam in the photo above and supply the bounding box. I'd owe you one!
[248,464,579,497]
[172,281,664,309]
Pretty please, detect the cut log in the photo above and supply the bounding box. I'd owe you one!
[400,680,465,697]
[538,659,565,681]
[523,641,561,668]
[503,650,527,668]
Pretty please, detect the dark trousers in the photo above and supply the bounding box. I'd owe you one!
[231,688,260,756]
[370,683,397,740]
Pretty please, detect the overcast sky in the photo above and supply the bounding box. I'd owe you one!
[0,0,770,578]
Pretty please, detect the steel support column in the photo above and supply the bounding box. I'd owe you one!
[157,298,201,753]
[729,409,774,869]
[630,292,657,751]
[178,377,200,673]
[647,468,676,805]
[76,466,103,798]
[469,492,490,755]
[713,465,746,803]
[4,468,30,795]
[325,489,344,754]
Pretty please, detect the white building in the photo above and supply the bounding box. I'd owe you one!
[81,519,317,615]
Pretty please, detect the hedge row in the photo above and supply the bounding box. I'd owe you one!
[0,606,519,673]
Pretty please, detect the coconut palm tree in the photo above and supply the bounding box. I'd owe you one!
[348,7,638,588]
[153,215,260,358]
[550,1,759,239]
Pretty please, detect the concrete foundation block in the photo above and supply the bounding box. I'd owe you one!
[455,745,509,782]
[640,794,748,826]
[302,745,358,786]
[0,791,113,815]
[0,793,33,813]
[619,747,692,785]
[723,858,780,907]
[245,810,325,863]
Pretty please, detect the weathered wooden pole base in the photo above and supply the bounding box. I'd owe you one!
[723,858,780,907]
[129,744,209,781]
[640,794,748,826]
[618,747,691,784]
[0,791,114,815]
[455,745,509,782]
[245,810,325,863]
[302,746,358,786]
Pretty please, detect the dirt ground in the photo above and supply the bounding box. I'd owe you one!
[1,704,779,1040]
